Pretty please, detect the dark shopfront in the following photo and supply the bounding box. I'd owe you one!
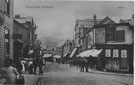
[13,39,23,67]
[96,44,133,73]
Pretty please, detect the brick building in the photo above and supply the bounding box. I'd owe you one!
[0,0,14,67]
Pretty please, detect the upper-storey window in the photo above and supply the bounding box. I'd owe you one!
[116,30,125,42]
[4,0,10,16]
[4,27,10,55]
[106,26,116,42]
[106,25,125,42]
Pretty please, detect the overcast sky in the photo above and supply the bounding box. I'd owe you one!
[14,0,134,39]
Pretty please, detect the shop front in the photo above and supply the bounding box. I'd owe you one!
[96,44,133,73]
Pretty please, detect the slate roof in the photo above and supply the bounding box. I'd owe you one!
[56,40,66,47]
[76,19,102,28]
[15,16,33,24]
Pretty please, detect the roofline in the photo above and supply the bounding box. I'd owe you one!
[83,22,130,38]
[95,22,130,28]
[14,19,28,29]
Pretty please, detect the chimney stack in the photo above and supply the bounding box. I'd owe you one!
[15,15,20,18]
[93,14,97,25]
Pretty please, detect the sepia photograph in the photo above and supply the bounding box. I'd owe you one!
[0,0,134,85]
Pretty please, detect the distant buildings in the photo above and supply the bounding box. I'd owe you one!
[14,15,37,46]
[14,15,37,58]
[55,40,66,57]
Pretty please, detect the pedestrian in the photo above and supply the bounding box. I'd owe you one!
[28,60,33,74]
[80,58,85,72]
[21,60,25,74]
[33,57,38,75]
[76,59,79,69]
[0,58,19,84]
[69,59,72,67]
[38,57,44,75]
[84,58,89,72]
[15,58,23,74]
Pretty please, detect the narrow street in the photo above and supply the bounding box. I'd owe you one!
[37,62,133,85]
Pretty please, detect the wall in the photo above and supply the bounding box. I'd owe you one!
[95,28,105,44]
[0,0,5,67]
[0,0,14,67]
[4,0,14,59]
[14,21,29,48]
[106,25,133,45]
[86,30,94,49]
[55,47,62,56]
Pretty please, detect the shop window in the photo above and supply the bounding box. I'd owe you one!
[121,50,127,58]
[106,26,116,42]
[105,49,111,57]
[4,0,10,16]
[4,28,10,55]
[113,49,119,58]
[116,30,125,42]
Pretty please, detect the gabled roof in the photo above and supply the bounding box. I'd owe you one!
[97,16,116,25]
[46,46,54,51]
[14,19,28,29]
[15,16,33,24]
[83,16,116,38]
[76,19,102,27]
[56,40,66,47]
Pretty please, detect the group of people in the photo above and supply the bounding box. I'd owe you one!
[0,58,25,84]
[0,56,45,84]
[70,58,89,72]
[70,56,98,72]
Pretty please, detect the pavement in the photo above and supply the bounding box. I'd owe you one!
[37,62,134,85]
[0,63,133,85]
[24,74,40,85]
[0,74,40,85]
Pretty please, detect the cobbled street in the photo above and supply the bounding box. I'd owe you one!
[37,62,133,85]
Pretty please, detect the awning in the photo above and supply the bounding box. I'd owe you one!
[53,55,61,58]
[78,49,102,57]
[69,48,77,58]
[90,49,102,57]
[42,54,52,58]
[64,53,68,57]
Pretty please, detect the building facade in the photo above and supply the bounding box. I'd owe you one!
[14,15,37,46]
[95,22,133,73]
[0,0,14,67]
[13,19,29,48]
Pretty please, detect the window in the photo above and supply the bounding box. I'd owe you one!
[106,49,111,57]
[13,34,22,39]
[121,50,127,58]
[116,30,125,42]
[113,49,119,58]
[4,28,10,55]
[4,0,10,16]
[106,26,116,41]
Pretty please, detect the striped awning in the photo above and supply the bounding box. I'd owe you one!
[42,54,52,58]
[69,48,77,58]
[78,49,102,57]
[53,55,61,58]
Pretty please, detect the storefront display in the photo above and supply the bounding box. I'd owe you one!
[105,49,111,57]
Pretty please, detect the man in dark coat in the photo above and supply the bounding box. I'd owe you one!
[84,58,89,72]
[80,58,85,72]
[38,57,44,75]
